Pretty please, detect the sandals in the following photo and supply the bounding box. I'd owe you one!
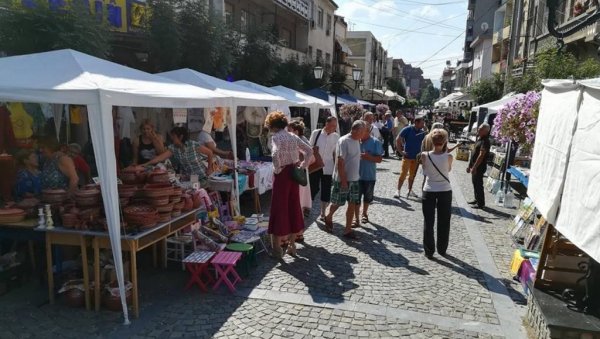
[324,218,334,233]
[351,221,360,228]
[295,235,304,243]
[361,215,369,224]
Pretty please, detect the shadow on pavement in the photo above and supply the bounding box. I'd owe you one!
[343,225,428,276]
[373,196,415,211]
[432,254,516,299]
[277,244,359,304]
[452,206,491,224]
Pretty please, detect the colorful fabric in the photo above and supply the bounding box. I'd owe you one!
[270,130,313,174]
[168,140,208,185]
[268,165,304,236]
[14,169,41,200]
[330,180,360,206]
[359,137,383,181]
[69,105,83,124]
[8,102,34,139]
[0,106,16,151]
[41,153,69,190]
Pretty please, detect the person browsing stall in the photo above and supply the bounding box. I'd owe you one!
[467,123,491,209]
[139,127,215,187]
[309,116,340,221]
[14,149,41,200]
[198,129,233,159]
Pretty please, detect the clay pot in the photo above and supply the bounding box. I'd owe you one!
[42,189,68,204]
[147,196,170,207]
[146,169,169,184]
[181,194,193,211]
[117,184,137,198]
[143,184,174,198]
[0,208,26,223]
[158,212,171,223]
[191,190,202,209]
[155,202,174,213]
[119,168,147,185]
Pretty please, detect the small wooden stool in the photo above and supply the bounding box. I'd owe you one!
[225,243,255,277]
[183,251,216,292]
[211,251,242,293]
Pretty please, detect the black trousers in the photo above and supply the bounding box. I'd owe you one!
[422,190,452,256]
[309,169,333,202]
[381,129,391,157]
[471,169,485,207]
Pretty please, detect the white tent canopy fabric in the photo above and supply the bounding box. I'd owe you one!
[270,85,334,131]
[529,78,600,262]
[434,92,464,108]
[362,89,405,103]
[0,49,231,324]
[233,80,292,118]
[471,92,524,113]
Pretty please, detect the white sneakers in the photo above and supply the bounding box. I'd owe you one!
[394,190,401,198]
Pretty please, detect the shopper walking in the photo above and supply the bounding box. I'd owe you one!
[355,129,383,225]
[393,111,409,157]
[324,120,367,239]
[363,112,382,141]
[394,115,426,199]
[309,116,339,221]
[381,111,394,158]
[287,120,312,218]
[265,111,313,258]
[421,129,453,259]
[467,123,491,209]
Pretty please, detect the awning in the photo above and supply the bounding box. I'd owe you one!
[434,92,464,108]
[471,92,524,113]
[336,39,353,56]
[361,89,405,103]
[448,93,476,109]
[303,88,354,105]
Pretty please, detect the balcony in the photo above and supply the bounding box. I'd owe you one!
[273,0,310,20]
[493,25,511,45]
[277,45,307,63]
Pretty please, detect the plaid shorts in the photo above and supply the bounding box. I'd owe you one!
[330,181,360,206]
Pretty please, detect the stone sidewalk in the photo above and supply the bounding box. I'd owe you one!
[0,154,528,338]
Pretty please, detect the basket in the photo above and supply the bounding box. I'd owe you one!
[169,195,181,203]
[147,196,170,206]
[158,212,171,223]
[143,184,174,198]
[118,184,137,198]
[123,205,158,228]
[171,210,182,218]
[42,189,68,203]
[156,202,174,213]
[147,171,170,184]
[119,169,146,185]
[0,209,26,224]
[76,195,100,208]
[173,201,184,210]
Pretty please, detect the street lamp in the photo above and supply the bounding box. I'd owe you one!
[313,66,363,116]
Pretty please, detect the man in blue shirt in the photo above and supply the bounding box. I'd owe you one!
[395,115,426,199]
[356,130,383,225]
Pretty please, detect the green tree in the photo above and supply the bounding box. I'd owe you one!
[0,0,110,57]
[273,58,315,90]
[419,84,440,106]
[147,0,180,72]
[234,25,280,85]
[386,78,406,98]
[468,73,504,104]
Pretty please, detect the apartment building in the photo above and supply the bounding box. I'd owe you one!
[346,31,388,90]
[306,0,338,69]
[333,15,354,76]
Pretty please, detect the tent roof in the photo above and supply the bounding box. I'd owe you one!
[158,69,288,107]
[0,49,229,108]
[447,93,476,109]
[434,92,464,108]
[270,85,332,108]
[472,92,524,113]
[361,89,405,103]
[303,88,354,105]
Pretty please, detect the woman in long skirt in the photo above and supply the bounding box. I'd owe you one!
[266,112,313,258]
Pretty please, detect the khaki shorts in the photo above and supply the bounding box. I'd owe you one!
[399,158,418,182]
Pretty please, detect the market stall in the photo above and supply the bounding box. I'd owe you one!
[0,49,232,323]
[505,79,600,337]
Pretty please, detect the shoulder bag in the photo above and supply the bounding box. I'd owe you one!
[427,152,450,183]
[291,166,308,186]
[308,129,325,174]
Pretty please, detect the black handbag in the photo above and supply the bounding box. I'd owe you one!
[291,166,308,186]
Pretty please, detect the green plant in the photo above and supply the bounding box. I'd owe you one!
[147,0,180,71]
[468,73,504,104]
[0,0,110,57]
[386,78,406,98]
[234,25,280,85]
[419,84,440,106]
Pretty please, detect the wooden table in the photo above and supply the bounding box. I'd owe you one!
[0,219,44,274]
[90,208,200,317]
[37,208,200,317]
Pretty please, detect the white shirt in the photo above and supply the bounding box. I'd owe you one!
[333,134,361,182]
[422,151,453,192]
[309,129,340,175]
[369,125,382,141]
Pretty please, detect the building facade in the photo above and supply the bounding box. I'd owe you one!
[333,15,354,77]
[307,0,338,69]
[346,31,388,90]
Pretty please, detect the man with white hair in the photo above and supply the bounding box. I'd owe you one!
[362,111,382,141]
[467,123,491,209]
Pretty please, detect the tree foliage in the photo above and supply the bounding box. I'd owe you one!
[419,84,440,106]
[147,0,180,71]
[468,73,504,104]
[386,78,406,98]
[0,0,110,57]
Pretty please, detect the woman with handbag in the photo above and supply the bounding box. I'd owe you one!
[421,129,453,259]
[266,111,313,258]
[308,116,339,221]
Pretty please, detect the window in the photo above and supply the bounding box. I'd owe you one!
[316,49,323,64]
[325,52,331,66]
[308,46,313,60]
[280,28,292,47]
[317,7,324,28]
[326,14,332,35]
[225,3,234,26]
[241,10,255,32]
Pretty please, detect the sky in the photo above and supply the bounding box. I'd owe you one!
[336,0,468,88]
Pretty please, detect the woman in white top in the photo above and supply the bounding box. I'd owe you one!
[421,129,453,259]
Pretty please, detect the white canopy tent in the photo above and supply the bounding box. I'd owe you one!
[157,69,290,212]
[471,92,524,113]
[434,92,464,108]
[0,49,231,324]
[362,89,405,103]
[528,78,600,263]
[270,85,334,131]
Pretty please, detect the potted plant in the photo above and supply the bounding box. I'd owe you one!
[574,1,584,16]
[339,103,365,120]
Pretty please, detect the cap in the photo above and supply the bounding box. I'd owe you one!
[414,114,426,121]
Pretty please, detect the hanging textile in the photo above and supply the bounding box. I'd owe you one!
[23,103,46,135]
[0,105,16,152]
[8,102,34,147]
[117,106,135,139]
[52,104,64,141]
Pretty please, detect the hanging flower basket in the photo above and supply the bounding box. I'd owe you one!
[492,91,541,155]
[339,103,364,120]
[375,103,389,115]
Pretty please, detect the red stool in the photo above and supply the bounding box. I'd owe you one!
[211,251,242,293]
[183,251,216,292]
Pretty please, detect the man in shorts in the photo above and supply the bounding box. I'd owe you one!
[395,115,426,199]
[356,128,383,225]
[325,120,367,239]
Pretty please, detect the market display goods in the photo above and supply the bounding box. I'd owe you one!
[173,201,184,210]
[61,213,80,229]
[119,168,147,185]
[75,188,101,208]
[119,197,130,207]
[0,208,26,223]
[146,169,169,184]
[155,202,174,213]
[118,184,137,198]
[169,195,181,203]
[171,210,182,218]
[123,205,159,228]
[78,207,102,220]
[143,183,174,198]
[42,189,68,203]
[147,195,169,206]
[158,212,171,223]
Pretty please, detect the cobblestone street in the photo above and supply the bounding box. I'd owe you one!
[0,153,528,338]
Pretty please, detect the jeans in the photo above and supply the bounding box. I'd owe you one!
[471,169,485,207]
[422,190,452,256]
[309,169,333,202]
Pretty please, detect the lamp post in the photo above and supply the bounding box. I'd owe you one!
[313,66,363,116]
